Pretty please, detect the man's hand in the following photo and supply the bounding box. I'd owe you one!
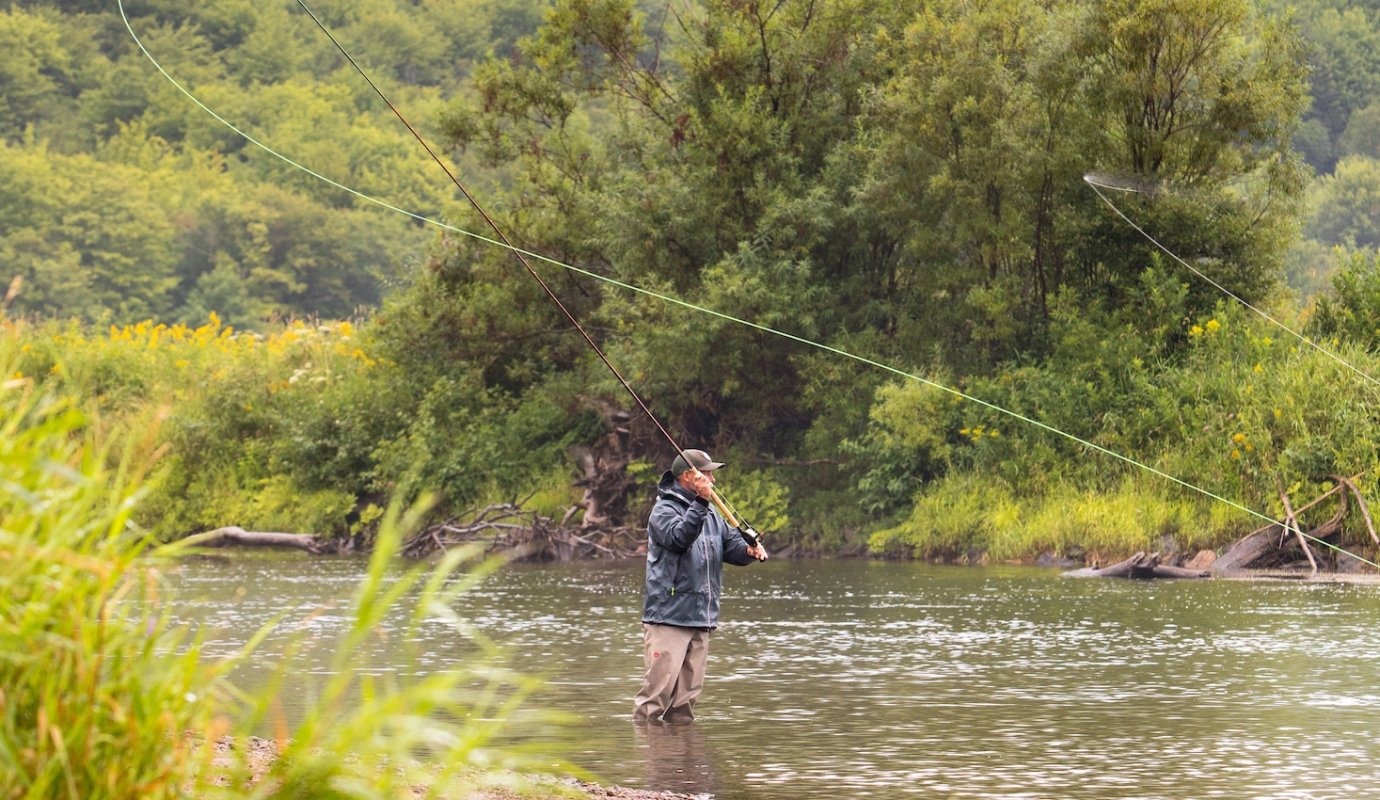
[746,544,768,561]
[686,470,715,499]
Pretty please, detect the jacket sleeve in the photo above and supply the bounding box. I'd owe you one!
[649,496,711,554]
[721,525,756,566]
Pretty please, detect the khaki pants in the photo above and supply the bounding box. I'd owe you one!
[632,623,710,723]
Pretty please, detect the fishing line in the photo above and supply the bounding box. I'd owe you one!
[118,1,1380,570]
[1084,173,1380,390]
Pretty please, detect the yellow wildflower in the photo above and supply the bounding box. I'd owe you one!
[1205,319,1221,333]
[1231,449,1241,459]
[1232,433,1246,444]
[1252,363,1262,374]
[1189,325,1204,337]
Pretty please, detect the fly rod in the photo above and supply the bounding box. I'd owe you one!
[289,0,762,546]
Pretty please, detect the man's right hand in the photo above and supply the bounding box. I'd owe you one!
[687,470,714,499]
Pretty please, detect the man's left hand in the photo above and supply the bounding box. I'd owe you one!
[747,544,768,561]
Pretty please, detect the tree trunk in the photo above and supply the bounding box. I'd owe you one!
[183,526,335,554]
[1065,551,1211,579]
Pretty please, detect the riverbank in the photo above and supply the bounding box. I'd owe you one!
[201,737,706,800]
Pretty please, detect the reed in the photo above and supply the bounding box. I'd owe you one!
[0,362,571,799]
[0,376,213,798]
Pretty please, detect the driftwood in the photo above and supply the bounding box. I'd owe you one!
[1066,474,1377,579]
[400,503,643,561]
[1339,475,1380,548]
[1277,481,1319,575]
[1065,551,1211,579]
[183,526,341,554]
[1212,484,1349,573]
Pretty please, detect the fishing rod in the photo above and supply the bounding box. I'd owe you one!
[284,0,764,547]
[119,3,1380,569]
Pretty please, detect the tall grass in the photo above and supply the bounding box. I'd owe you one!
[0,378,213,798]
[193,505,572,799]
[870,475,1256,563]
[0,365,571,798]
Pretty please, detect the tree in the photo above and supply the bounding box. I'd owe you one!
[1307,155,1380,249]
[0,7,78,140]
[422,0,1311,529]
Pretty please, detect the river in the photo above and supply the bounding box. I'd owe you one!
[165,554,1380,799]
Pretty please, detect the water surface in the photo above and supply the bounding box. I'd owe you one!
[166,555,1380,799]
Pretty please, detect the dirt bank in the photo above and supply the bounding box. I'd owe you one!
[201,736,706,800]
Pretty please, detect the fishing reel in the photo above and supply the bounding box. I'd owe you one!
[737,521,762,549]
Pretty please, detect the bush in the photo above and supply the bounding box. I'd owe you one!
[864,294,1380,561]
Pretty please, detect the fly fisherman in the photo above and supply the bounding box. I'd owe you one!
[633,448,768,724]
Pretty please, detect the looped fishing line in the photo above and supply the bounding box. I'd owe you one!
[118,0,1380,570]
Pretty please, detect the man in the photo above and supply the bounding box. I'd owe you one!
[633,448,768,724]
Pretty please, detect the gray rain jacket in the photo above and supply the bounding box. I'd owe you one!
[642,471,757,630]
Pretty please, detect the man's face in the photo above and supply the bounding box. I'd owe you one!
[677,469,715,488]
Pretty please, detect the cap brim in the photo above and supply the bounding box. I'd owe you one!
[702,461,726,471]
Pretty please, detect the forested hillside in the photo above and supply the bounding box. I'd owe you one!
[0,0,547,325]
[6,0,1380,562]
[1259,0,1380,294]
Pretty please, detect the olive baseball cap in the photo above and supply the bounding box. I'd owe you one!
[671,448,725,475]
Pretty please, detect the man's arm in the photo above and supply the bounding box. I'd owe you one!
[649,497,710,554]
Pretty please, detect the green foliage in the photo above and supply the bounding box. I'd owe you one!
[866,296,1380,560]
[201,503,571,798]
[0,378,216,798]
[3,310,612,542]
[871,476,1247,563]
[0,0,547,327]
[1312,246,1380,350]
[0,362,568,798]
[1307,156,1380,248]
[718,464,791,535]
[9,0,1380,565]
[848,379,962,518]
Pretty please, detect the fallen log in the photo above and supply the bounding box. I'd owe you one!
[181,526,336,554]
[1213,489,1348,573]
[1209,528,1280,572]
[1065,551,1211,579]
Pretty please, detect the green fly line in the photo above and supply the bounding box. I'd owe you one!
[118,0,1380,571]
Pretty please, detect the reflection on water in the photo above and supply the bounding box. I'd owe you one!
[164,555,1380,799]
[635,722,717,795]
